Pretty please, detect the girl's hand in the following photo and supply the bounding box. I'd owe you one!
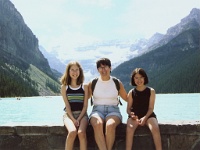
[72,119,78,127]
[130,112,138,120]
[138,116,147,126]
[75,120,80,127]
[73,118,80,127]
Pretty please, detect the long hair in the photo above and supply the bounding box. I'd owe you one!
[60,61,84,86]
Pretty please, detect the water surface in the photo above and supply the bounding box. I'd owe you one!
[0,93,199,126]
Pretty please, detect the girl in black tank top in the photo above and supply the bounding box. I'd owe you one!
[126,68,162,150]
[131,87,156,119]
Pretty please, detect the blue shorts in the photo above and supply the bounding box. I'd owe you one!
[89,105,122,122]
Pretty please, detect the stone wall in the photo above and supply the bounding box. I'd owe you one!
[0,121,200,150]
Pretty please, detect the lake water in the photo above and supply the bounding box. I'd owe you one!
[0,93,200,126]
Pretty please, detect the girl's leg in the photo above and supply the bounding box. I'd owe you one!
[78,116,88,150]
[105,116,121,150]
[126,118,138,150]
[146,118,162,150]
[63,115,77,150]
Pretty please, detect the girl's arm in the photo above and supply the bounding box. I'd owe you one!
[127,90,137,119]
[145,88,156,118]
[77,83,89,122]
[61,85,75,121]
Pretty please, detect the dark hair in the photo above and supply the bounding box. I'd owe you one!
[131,68,149,86]
[96,58,111,69]
[60,61,84,85]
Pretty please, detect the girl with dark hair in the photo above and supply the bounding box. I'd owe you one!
[126,68,162,150]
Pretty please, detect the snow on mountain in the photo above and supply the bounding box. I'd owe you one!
[40,39,146,82]
[39,46,66,74]
[39,8,200,83]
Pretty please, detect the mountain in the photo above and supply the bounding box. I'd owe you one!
[1,0,199,96]
[0,0,60,97]
[39,46,65,75]
[146,8,200,52]
[42,8,200,86]
[112,8,200,93]
[43,37,168,82]
[40,9,200,86]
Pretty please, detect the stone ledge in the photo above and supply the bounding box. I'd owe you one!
[0,121,200,150]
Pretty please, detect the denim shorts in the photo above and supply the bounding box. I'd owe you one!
[89,105,122,121]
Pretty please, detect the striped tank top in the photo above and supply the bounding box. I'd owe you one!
[66,85,84,111]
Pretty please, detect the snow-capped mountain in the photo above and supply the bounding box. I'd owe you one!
[40,8,200,82]
[40,39,152,82]
[39,46,66,74]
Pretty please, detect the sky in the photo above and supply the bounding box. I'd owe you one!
[10,0,200,60]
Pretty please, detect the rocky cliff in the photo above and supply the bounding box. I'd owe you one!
[0,0,60,97]
[0,0,52,76]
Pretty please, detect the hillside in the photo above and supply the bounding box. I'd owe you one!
[112,28,200,93]
[0,61,60,97]
[112,8,200,93]
[0,0,60,97]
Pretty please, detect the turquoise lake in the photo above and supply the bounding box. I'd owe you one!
[0,93,199,126]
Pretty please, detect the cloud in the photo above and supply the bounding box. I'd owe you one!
[116,0,200,39]
[78,0,113,9]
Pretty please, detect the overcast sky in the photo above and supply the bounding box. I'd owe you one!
[11,0,200,54]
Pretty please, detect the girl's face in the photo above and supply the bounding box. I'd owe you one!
[69,65,80,80]
[134,73,145,86]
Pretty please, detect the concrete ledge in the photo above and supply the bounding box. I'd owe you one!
[0,121,200,150]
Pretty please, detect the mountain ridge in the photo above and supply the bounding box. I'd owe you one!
[41,8,200,87]
[0,0,60,97]
[112,27,200,93]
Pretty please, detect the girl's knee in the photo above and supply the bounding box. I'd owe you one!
[78,130,86,139]
[127,119,138,130]
[68,130,77,138]
[150,125,160,134]
[127,123,137,131]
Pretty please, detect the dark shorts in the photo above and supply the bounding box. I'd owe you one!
[128,112,157,119]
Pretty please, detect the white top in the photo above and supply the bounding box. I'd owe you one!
[66,85,84,90]
[93,77,119,105]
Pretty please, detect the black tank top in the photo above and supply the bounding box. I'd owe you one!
[131,87,156,119]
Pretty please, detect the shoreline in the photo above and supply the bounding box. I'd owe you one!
[0,120,199,127]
